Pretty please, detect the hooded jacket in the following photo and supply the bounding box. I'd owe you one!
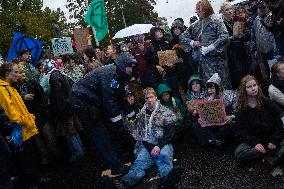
[0,79,38,141]
[157,84,187,125]
[185,75,207,101]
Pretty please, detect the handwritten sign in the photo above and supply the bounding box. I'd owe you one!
[186,100,199,113]
[73,28,89,53]
[197,98,226,127]
[157,50,178,66]
[51,37,73,57]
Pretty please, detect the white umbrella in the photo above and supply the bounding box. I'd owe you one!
[230,0,248,6]
[112,24,154,39]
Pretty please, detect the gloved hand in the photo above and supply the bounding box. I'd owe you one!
[200,44,215,56]
[9,123,23,149]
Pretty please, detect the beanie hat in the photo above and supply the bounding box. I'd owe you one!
[150,27,164,39]
[171,18,186,30]
[207,73,221,86]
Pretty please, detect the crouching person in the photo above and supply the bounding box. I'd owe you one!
[234,75,284,168]
[112,87,181,189]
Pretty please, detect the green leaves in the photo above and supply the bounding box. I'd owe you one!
[0,0,68,57]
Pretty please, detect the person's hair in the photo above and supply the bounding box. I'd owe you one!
[219,2,231,14]
[237,75,263,111]
[109,43,121,54]
[0,63,12,79]
[206,82,220,96]
[196,0,214,18]
[16,63,25,73]
[271,61,284,80]
[83,48,98,62]
[144,87,156,97]
[61,54,73,64]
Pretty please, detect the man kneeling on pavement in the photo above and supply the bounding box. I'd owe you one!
[110,87,181,188]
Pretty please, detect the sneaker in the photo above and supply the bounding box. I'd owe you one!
[112,178,129,189]
[99,176,129,189]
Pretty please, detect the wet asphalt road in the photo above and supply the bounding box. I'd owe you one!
[44,133,284,189]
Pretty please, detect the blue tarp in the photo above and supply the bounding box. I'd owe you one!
[7,32,43,66]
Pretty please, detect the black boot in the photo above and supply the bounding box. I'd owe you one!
[99,176,130,189]
[159,167,183,189]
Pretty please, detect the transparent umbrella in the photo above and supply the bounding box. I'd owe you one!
[112,24,154,39]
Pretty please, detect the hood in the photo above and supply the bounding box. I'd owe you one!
[115,52,137,83]
[157,84,171,97]
[0,79,10,86]
[207,73,221,86]
[171,18,186,36]
[150,27,165,40]
[188,75,205,91]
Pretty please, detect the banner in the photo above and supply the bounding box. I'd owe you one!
[51,37,73,57]
[73,28,89,53]
[7,32,43,66]
[197,98,227,127]
[85,0,108,41]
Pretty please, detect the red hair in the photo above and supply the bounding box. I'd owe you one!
[196,0,214,18]
[237,75,264,111]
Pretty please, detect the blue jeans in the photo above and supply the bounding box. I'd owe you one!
[122,143,173,186]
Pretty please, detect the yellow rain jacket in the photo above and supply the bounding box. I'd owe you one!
[0,79,38,141]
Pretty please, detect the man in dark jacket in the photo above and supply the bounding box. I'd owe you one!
[71,52,137,174]
[263,0,284,58]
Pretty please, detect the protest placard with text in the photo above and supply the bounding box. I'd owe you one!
[73,28,89,53]
[197,98,226,127]
[51,37,73,57]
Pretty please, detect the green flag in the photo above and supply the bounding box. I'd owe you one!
[85,0,108,41]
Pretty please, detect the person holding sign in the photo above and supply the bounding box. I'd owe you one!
[234,75,284,168]
[185,75,208,122]
[192,73,237,146]
[144,27,181,97]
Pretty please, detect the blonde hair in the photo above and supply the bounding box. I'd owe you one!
[237,75,264,111]
[143,87,156,97]
[219,2,232,14]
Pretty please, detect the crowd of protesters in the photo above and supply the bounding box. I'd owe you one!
[0,0,284,188]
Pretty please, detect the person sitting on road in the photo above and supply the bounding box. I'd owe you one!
[111,87,181,189]
[234,75,284,168]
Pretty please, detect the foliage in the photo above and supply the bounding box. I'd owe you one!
[66,0,160,47]
[0,0,68,57]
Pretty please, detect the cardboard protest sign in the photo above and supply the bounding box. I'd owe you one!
[51,37,73,57]
[186,100,199,113]
[197,98,226,127]
[157,50,178,66]
[73,28,89,53]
